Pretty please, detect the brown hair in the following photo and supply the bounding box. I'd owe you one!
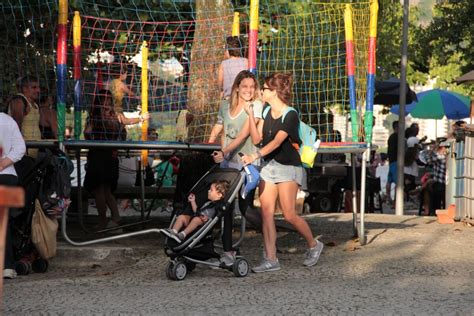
[226,36,244,57]
[213,180,230,198]
[17,75,39,92]
[264,72,293,104]
[229,70,259,112]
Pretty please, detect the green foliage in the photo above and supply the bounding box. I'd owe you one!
[427,0,473,74]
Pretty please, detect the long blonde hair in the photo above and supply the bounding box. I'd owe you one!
[229,70,259,112]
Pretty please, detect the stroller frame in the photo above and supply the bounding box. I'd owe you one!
[164,166,250,280]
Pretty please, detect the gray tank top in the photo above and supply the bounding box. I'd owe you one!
[222,58,247,98]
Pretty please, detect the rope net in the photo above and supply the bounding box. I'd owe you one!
[0,1,372,144]
[77,14,232,141]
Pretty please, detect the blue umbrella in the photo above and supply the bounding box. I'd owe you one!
[390,89,471,120]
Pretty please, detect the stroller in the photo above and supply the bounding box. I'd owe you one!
[163,166,250,281]
[10,149,72,275]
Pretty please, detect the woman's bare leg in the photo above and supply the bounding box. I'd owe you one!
[93,185,108,227]
[277,181,316,248]
[258,181,279,261]
[103,184,120,223]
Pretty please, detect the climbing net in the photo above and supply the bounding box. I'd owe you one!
[0,1,374,144]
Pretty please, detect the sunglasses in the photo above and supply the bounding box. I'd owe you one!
[261,87,272,91]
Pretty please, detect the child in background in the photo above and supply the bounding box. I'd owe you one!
[161,180,230,243]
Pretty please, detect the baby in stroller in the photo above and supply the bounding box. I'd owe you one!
[161,180,230,243]
[162,166,250,281]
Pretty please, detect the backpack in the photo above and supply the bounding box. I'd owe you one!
[263,106,318,168]
[38,150,74,215]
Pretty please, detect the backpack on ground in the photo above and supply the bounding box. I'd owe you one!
[262,106,319,168]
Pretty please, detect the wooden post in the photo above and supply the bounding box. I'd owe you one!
[0,186,24,306]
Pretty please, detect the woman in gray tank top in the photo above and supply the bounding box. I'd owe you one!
[208,70,263,267]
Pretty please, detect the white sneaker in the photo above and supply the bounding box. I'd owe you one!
[220,251,236,267]
[251,258,281,273]
[303,239,324,267]
[3,269,17,279]
[161,228,181,243]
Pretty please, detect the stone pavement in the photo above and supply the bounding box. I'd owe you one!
[4,213,474,315]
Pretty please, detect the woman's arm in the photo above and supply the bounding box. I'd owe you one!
[221,117,261,156]
[0,119,26,171]
[217,63,224,92]
[116,112,149,125]
[242,130,288,164]
[208,123,223,143]
[245,103,263,145]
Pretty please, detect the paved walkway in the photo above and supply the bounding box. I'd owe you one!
[4,213,474,314]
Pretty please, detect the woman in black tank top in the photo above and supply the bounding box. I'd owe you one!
[241,73,324,273]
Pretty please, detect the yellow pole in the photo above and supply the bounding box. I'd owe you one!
[232,12,240,36]
[141,41,149,167]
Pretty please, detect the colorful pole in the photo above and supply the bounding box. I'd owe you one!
[57,0,68,143]
[344,4,358,142]
[364,0,378,144]
[232,12,240,36]
[248,0,259,74]
[141,41,149,167]
[73,11,82,140]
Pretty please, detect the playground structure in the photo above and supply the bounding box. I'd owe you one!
[0,0,378,245]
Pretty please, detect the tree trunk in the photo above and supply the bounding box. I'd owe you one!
[186,0,233,143]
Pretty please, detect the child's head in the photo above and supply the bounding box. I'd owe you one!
[208,180,230,201]
[225,36,244,58]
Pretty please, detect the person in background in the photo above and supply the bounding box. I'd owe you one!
[404,142,419,199]
[386,121,399,206]
[217,36,248,100]
[38,94,58,139]
[0,112,26,279]
[8,76,41,142]
[450,120,467,141]
[242,72,323,273]
[84,90,149,230]
[406,123,427,149]
[107,71,135,115]
[422,141,447,216]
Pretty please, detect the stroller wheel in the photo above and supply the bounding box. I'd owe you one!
[185,261,196,272]
[165,261,175,280]
[14,260,32,275]
[32,258,49,273]
[233,258,249,277]
[172,262,187,281]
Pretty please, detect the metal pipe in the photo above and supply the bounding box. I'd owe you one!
[395,0,410,216]
[351,154,358,237]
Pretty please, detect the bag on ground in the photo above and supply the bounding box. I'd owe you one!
[31,199,58,259]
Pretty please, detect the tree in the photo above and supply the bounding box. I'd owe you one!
[186,0,233,142]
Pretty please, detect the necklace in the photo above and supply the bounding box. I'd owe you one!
[267,106,287,136]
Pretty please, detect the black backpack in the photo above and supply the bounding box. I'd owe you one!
[38,150,74,212]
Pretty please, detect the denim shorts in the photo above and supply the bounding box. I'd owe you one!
[260,159,305,187]
[387,162,397,184]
